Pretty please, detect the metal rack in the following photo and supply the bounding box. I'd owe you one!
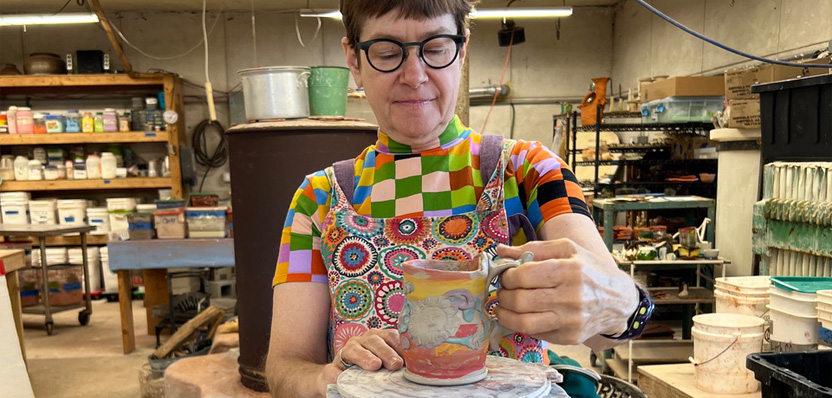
[568,105,716,197]
[0,224,96,335]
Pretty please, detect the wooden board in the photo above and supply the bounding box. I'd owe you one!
[0,132,168,145]
[614,340,693,363]
[2,235,109,247]
[117,270,135,354]
[0,177,173,192]
[638,363,761,398]
[0,74,164,88]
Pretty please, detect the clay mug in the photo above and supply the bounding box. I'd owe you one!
[398,251,533,386]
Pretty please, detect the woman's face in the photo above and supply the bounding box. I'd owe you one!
[343,13,469,148]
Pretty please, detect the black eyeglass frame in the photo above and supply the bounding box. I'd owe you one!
[356,34,467,73]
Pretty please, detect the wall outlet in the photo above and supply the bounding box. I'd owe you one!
[222,172,231,183]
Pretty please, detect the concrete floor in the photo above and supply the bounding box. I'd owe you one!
[20,300,595,398]
[23,299,155,398]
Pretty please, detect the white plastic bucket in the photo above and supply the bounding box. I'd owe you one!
[136,204,157,213]
[28,199,57,225]
[820,309,832,329]
[68,248,101,292]
[106,197,137,211]
[57,199,87,226]
[692,313,764,394]
[819,290,832,305]
[0,192,30,202]
[100,247,118,294]
[768,304,819,344]
[86,207,111,235]
[769,287,817,317]
[1,200,29,224]
[43,247,68,266]
[715,276,770,297]
[715,289,769,317]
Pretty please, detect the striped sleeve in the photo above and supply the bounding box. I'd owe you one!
[508,140,591,231]
[272,170,332,286]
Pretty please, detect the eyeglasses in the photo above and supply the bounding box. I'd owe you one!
[357,34,466,73]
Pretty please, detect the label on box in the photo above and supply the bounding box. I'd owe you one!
[727,99,761,128]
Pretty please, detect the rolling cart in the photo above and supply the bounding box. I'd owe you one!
[0,224,97,335]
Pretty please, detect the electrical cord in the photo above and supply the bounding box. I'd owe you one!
[110,7,223,61]
[192,120,228,192]
[480,27,514,134]
[636,0,832,69]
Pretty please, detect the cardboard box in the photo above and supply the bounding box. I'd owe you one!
[641,76,725,103]
[725,58,832,100]
[726,99,761,128]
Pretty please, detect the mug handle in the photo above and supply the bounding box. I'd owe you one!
[486,251,534,351]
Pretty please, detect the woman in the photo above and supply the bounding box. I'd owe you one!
[266,1,652,397]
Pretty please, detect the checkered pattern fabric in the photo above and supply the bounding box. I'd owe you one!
[273,115,590,285]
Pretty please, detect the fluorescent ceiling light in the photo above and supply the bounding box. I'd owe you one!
[0,13,100,26]
[300,7,573,20]
[300,9,343,20]
[470,7,573,18]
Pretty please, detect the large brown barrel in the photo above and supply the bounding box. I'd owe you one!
[225,120,378,391]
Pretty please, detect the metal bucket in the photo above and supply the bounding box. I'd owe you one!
[238,66,310,121]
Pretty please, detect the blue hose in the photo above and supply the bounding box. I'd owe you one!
[635,0,831,69]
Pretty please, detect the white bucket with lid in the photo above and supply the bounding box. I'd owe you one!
[86,207,111,235]
[714,289,769,317]
[692,313,764,394]
[28,199,57,225]
[818,290,832,305]
[136,204,158,213]
[768,304,819,345]
[42,247,68,266]
[68,247,101,292]
[0,192,31,202]
[1,200,29,224]
[769,286,817,317]
[57,199,87,225]
[99,247,118,294]
[106,197,138,211]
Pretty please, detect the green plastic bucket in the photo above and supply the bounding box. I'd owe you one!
[308,66,350,117]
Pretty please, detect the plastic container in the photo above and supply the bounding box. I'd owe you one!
[753,74,832,164]
[715,289,769,317]
[65,110,81,133]
[82,111,94,133]
[768,304,819,345]
[189,193,219,207]
[13,156,29,180]
[7,106,18,134]
[45,114,63,133]
[0,155,14,181]
[769,286,818,317]
[43,165,59,180]
[86,154,101,179]
[308,66,350,117]
[691,313,765,394]
[100,152,117,179]
[154,209,187,239]
[28,199,57,225]
[103,108,118,132]
[747,350,832,398]
[100,247,118,294]
[640,96,724,124]
[118,113,130,132]
[186,207,227,238]
[87,207,111,235]
[136,203,158,214]
[128,213,155,240]
[715,276,771,296]
[33,113,47,134]
[26,160,42,180]
[73,159,87,179]
[15,107,34,134]
[771,276,832,294]
[154,199,185,209]
[57,199,87,226]
[107,197,138,233]
[94,112,104,132]
[1,200,29,224]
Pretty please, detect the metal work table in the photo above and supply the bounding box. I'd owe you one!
[592,196,716,250]
[0,224,96,335]
[107,238,235,354]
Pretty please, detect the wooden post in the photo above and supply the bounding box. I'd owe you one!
[164,74,186,199]
[143,269,169,335]
[89,0,135,77]
[117,270,135,354]
[6,270,26,363]
[455,50,470,126]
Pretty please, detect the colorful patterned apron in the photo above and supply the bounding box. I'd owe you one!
[320,135,547,365]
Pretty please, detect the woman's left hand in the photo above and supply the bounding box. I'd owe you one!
[494,240,638,346]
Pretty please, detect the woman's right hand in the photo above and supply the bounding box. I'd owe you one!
[316,328,404,395]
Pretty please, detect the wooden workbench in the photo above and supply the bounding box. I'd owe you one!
[638,363,761,398]
[1,249,27,361]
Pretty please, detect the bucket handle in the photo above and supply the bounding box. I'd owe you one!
[297,71,311,88]
[689,332,739,367]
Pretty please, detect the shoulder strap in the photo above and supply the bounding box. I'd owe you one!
[480,134,505,184]
[333,159,356,205]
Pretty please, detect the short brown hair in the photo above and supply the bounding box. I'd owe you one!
[340,0,476,48]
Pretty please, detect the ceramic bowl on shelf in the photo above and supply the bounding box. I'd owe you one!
[703,248,720,259]
[699,173,716,183]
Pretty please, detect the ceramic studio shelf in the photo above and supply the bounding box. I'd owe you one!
[574,159,717,167]
[4,235,110,247]
[648,287,715,305]
[0,178,173,192]
[579,122,713,132]
[0,132,168,145]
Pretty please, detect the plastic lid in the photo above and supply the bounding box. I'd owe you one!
[105,108,116,112]
[154,209,184,216]
[186,206,228,211]
[771,277,832,294]
[33,113,44,118]
[101,152,115,157]
[18,107,30,111]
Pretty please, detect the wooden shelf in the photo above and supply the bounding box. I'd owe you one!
[20,235,110,246]
[0,132,168,145]
[0,74,165,88]
[0,178,172,192]
[614,340,693,364]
